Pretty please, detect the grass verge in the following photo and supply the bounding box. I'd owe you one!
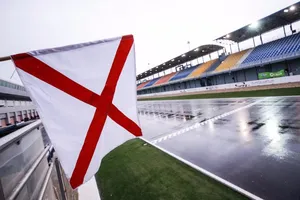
[139,87,300,101]
[96,139,248,200]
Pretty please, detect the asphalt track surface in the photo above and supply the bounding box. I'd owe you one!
[138,97,300,200]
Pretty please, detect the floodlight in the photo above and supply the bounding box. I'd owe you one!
[182,54,186,57]
[226,34,230,38]
[284,9,289,13]
[249,21,259,29]
[290,5,296,11]
[194,48,199,51]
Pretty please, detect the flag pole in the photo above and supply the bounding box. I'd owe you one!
[0,56,11,62]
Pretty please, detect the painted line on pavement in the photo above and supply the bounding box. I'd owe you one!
[151,98,267,144]
[140,137,264,200]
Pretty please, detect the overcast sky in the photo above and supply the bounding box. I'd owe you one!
[0,0,299,198]
[1,0,299,84]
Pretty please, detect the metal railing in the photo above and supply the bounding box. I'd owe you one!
[7,145,51,200]
[0,120,77,200]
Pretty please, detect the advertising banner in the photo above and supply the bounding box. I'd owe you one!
[258,69,285,80]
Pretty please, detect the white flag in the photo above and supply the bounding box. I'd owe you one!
[11,35,142,189]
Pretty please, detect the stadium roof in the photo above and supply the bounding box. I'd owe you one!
[136,44,223,80]
[215,2,300,43]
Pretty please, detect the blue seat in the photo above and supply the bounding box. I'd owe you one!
[243,33,300,64]
[144,77,161,87]
[170,66,198,82]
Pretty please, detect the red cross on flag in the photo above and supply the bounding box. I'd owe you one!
[11,35,142,189]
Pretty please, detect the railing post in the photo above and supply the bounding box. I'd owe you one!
[55,158,67,200]
[0,182,5,200]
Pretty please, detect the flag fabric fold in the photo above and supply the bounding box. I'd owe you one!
[11,35,142,189]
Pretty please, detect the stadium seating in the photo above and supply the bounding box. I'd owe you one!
[215,49,249,72]
[242,33,300,65]
[137,81,149,89]
[144,77,160,87]
[169,66,198,82]
[188,60,216,78]
[154,72,177,86]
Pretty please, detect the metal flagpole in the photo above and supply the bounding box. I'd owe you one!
[0,56,11,62]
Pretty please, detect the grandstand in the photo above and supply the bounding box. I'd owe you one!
[215,49,250,72]
[0,79,25,92]
[169,65,198,82]
[136,2,300,95]
[0,78,29,100]
[241,33,300,66]
[154,72,177,86]
[188,59,217,78]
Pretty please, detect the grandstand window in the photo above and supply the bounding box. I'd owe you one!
[291,21,300,34]
[197,58,203,64]
[210,52,219,60]
[191,58,198,66]
[262,27,285,44]
[231,44,239,54]
[253,35,262,46]
[203,55,210,62]
[218,50,224,57]
[165,68,173,74]
[239,38,254,51]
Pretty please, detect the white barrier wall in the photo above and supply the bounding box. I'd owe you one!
[138,75,300,98]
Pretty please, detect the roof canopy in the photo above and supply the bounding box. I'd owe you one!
[215,2,300,43]
[136,44,223,80]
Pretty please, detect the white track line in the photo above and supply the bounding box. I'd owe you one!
[140,137,264,200]
[151,98,267,144]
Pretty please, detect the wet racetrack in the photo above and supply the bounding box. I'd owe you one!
[138,97,300,200]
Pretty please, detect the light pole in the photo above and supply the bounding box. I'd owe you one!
[187,41,191,51]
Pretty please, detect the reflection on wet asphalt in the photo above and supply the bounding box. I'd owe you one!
[138,99,254,140]
[138,97,300,200]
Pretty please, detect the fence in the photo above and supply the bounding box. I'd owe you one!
[0,120,78,200]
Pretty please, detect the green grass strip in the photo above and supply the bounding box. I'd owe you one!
[139,87,300,101]
[96,139,248,200]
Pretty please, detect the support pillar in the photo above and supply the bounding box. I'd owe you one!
[14,112,18,123]
[255,67,259,79]
[6,113,10,125]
